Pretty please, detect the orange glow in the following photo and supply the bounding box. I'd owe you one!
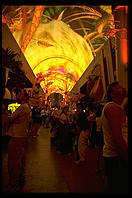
[12,20,93,96]
[21,6,45,52]
[2,17,7,23]
[121,39,128,64]
[2,5,115,97]
[114,6,128,14]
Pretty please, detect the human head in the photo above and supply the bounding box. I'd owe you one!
[62,106,69,113]
[16,89,29,104]
[106,81,127,104]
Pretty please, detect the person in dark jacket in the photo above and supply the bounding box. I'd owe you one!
[74,103,90,165]
[32,106,41,138]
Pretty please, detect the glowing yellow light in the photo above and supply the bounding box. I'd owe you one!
[13,20,93,96]
[8,103,21,113]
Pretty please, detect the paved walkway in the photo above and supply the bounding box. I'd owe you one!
[2,126,106,194]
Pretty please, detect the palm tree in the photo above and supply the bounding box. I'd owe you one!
[2,47,25,99]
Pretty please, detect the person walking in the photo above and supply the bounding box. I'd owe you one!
[101,81,129,194]
[32,106,41,138]
[95,104,104,173]
[40,108,46,126]
[87,106,97,148]
[74,103,91,165]
[58,106,73,155]
[6,89,31,192]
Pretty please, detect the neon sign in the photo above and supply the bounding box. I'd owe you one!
[8,103,20,113]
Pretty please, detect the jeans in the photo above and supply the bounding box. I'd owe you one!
[104,157,129,195]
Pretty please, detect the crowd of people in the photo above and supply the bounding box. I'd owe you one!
[2,81,129,194]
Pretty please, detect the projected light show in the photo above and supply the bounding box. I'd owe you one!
[2,5,114,98]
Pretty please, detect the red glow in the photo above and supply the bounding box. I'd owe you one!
[56,66,67,75]
[2,18,6,23]
[121,39,128,64]
[114,6,128,14]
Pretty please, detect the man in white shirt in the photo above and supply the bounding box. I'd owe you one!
[102,81,129,194]
[7,89,31,192]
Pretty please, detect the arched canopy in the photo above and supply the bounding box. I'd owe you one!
[2,5,114,97]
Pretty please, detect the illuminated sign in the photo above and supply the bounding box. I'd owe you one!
[8,103,20,113]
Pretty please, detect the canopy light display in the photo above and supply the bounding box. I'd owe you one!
[2,5,115,98]
[24,20,93,97]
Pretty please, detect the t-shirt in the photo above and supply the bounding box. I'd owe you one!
[102,101,127,157]
[8,103,31,138]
